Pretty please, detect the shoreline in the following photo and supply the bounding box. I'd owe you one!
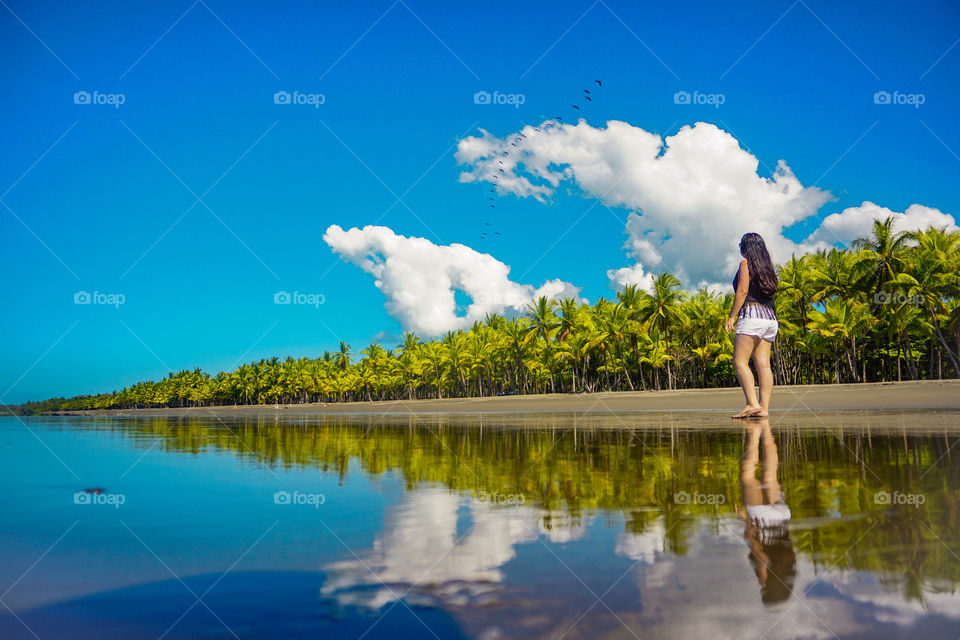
[49,379,960,417]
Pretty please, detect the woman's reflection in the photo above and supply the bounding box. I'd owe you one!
[735,417,796,604]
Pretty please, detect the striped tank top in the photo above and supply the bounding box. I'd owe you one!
[733,269,778,320]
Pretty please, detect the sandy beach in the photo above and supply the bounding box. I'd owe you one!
[54,379,960,418]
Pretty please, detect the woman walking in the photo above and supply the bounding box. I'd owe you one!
[724,233,779,418]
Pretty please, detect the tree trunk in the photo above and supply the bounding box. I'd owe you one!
[929,313,960,376]
[897,337,902,382]
[846,337,859,382]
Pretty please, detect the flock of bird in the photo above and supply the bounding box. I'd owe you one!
[479,80,603,241]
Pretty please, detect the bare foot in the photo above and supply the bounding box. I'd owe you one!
[746,409,769,418]
[732,405,761,419]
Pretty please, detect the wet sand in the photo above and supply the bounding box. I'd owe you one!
[54,380,960,421]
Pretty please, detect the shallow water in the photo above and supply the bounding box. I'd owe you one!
[2,413,960,639]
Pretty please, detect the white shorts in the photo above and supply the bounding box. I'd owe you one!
[746,502,791,528]
[736,316,779,342]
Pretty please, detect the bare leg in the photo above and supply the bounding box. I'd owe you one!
[733,333,761,418]
[751,339,773,417]
[740,423,762,501]
[758,419,780,499]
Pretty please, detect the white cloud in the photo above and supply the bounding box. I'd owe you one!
[456,119,954,292]
[321,489,586,610]
[805,201,959,247]
[323,224,584,336]
[328,120,954,325]
[606,263,654,291]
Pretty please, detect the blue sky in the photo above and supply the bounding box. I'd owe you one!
[1,0,958,403]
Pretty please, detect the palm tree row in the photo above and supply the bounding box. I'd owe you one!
[16,218,960,413]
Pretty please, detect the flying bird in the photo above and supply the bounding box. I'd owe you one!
[585,96,592,102]
[595,80,602,87]
[572,105,580,110]
[584,89,590,94]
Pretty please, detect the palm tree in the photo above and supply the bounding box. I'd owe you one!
[806,299,877,382]
[854,216,912,298]
[335,341,353,371]
[527,296,560,392]
[640,273,688,389]
[903,229,960,375]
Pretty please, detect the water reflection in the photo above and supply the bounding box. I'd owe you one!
[737,418,796,605]
[4,414,960,639]
[100,413,960,599]
[320,490,587,610]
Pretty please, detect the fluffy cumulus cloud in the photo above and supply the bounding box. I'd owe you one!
[323,224,583,336]
[806,201,959,246]
[325,119,954,333]
[455,119,956,291]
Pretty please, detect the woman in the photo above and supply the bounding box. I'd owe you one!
[736,417,795,605]
[724,232,778,418]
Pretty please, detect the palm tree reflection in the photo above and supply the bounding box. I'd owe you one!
[736,417,796,605]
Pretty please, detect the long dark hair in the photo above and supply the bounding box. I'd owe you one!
[739,233,778,296]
